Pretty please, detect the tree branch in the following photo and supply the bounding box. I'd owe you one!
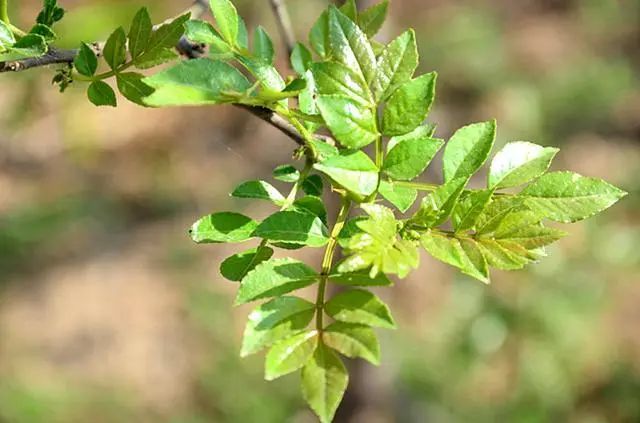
[268,0,296,58]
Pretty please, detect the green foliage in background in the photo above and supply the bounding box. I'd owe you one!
[0,0,629,421]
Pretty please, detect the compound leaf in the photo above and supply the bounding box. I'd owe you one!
[488,141,558,189]
[443,120,496,182]
[265,330,318,380]
[253,211,329,247]
[323,321,380,365]
[325,288,396,329]
[314,150,379,197]
[301,343,348,423]
[220,246,274,281]
[382,72,436,136]
[189,212,257,243]
[316,95,379,149]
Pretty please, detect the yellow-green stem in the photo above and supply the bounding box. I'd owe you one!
[316,195,351,335]
[0,0,9,24]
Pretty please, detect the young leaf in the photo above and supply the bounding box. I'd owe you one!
[383,132,443,181]
[316,95,378,149]
[116,72,154,106]
[265,330,318,380]
[378,181,417,213]
[103,27,127,70]
[311,61,372,106]
[488,141,559,189]
[358,0,389,37]
[340,0,358,22]
[0,34,47,61]
[36,0,65,27]
[73,42,98,77]
[518,171,627,223]
[28,24,56,42]
[0,21,15,48]
[410,177,468,228]
[184,20,231,54]
[143,58,251,106]
[128,7,153,59]
[339,204,419,278]
[231,180,285,205]
[253,211,329,247]
[301,343,348,423]
[189,212,257,243]
[290,42,312,75]
[372,29,418,101]
[314,150,379,197]
[325,289,396,329]
[329,269,393,287]
[421,232,489,283]
[452,189,494,232]
[443,120,496,182]
[87,81,117,107]
[324,321,381,365]
[219,246,274,282]
[253,26,274,64]
[135,13,190,69]
[382,72,437,136]
[241,296,315,356]
[209,0,239,45]
[327,6,377,83]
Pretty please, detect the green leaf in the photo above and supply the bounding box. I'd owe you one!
[518,171,627,223]
[488,141,559,189]
[327,6,377,83]
[358,0,389,37]
[452,189,494,232]
[421,232,489,283]
[265,330,318,380]
[237,16,249,49]
[128,7,153,59]
[309,10,329,58]
[87,81,117,107]
[0,34,47,61]
[324,321,380,365]
[290,42,312,75]
[378,180,417,213]
[231,180,285,205]
[302,175,324,196]
[273,165,300,182]
[184,20,231,54]
[209,0,239,45]
[301,343,348,423]
[383,132,443,181]
[241,296,315,356]
[443,120,496,182]
[311,61,372,106]
[135,13,189,69]
[328,269,392,287]
[73,42,98,77]
[340,0,358,22]
[236,258,319,304]
[103,27,127,70]
[189,212,257,244]
[36,0,65,27]
[314,150,379,197]
[143,58,250,106]
[339,203,419,278]
[325,289,396,329]
[372,29,418,101]
[116,72,154,106]
[219,246,274,282]
[316,95,378,149]
[382,72,436,136]
[236,54,286,91]
[253,211,329,247]
[253,26,274,64]
[410,177,468,227]
[292,196,327,223]
[28,24,56,42]
[0,21,15,48]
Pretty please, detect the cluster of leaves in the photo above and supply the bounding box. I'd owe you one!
[70,8,189,106]
[0,0,63,61]
[1,0,628,422]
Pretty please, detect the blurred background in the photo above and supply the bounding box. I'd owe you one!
[1,0,639,422]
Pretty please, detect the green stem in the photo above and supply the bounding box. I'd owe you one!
[390,180,439,192]
[316,195,351,335]
[0,0,9,24]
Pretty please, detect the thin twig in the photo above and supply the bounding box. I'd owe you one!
[268,0,296,57]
